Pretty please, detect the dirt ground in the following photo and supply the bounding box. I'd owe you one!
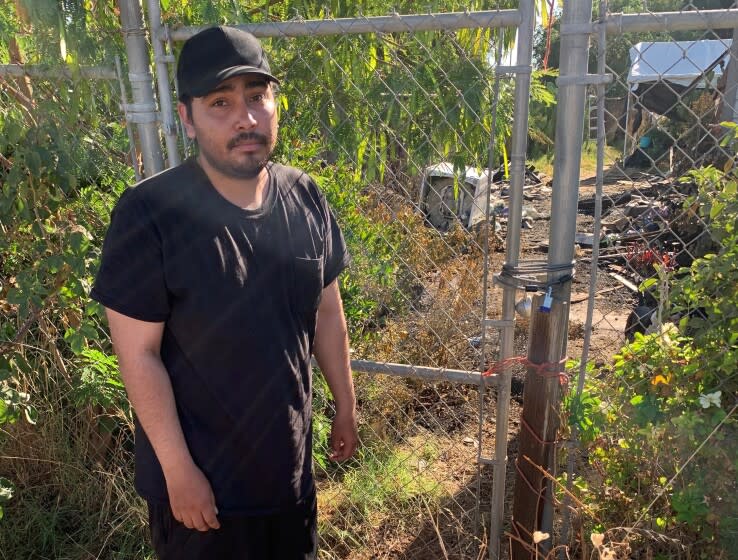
[331,168,653,559]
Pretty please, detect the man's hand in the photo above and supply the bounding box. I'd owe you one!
[329,409,358,461]
[165,461,221,532]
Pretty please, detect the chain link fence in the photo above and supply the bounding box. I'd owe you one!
[556,3,738,558]
[6,2,736,559]
[1,4,538,559]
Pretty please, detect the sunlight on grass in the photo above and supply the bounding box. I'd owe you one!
[529,142,622,180]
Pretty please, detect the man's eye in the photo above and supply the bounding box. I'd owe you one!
[211,99,227,107]
[250,93,265,103]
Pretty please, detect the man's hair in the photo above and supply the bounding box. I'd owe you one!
[181,94,193,121]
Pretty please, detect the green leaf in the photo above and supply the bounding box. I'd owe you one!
[710,200,725,220]
[640,277,658,292]
[0,399,9,424]
[64,329,86,355]
[5,288,25,306]
[367,43,377,72]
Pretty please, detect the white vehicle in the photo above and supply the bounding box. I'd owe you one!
[418,162,496,230]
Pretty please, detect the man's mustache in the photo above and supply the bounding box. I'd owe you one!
[227,132,269,149]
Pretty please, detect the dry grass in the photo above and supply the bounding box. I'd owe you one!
[0,323,150,560]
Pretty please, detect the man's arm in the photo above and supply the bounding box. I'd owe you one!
[106,308,220,531]
[313,280,358,461]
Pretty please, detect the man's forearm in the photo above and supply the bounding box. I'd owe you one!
[118,351,193,475]
[313,285,355,414]
[314,315,354,413]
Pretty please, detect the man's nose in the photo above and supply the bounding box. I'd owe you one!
[234,99,258,129]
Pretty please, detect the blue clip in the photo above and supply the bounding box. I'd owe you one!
[539,287,553,313]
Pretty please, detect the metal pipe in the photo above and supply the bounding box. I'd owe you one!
[115,56,142,183]
[0,64,116,80]
[474,34,504,537]
[146,0,181,168]
[606,8,738,33]
[488,2,536,558]
[348,360,492,386]
[165,10,522,41]
[560,1,608,554]
[548,0,592,292]
[534,0,592,550]
[563,9,738,34]
[623,90,632,161]
[167,27,192,156]
[720,26,738,123]
[117,0,164,177]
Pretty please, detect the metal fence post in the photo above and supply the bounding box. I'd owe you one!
[509,0,593,557]
[146,0,181,168]
[114,56,142,183]
[488,1,536,559]
[117,0,164,177]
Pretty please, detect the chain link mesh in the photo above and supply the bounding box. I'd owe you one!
[560,4,738,558]
[260,21,516,559]
[13,4,736,558]
[2,7,533,559]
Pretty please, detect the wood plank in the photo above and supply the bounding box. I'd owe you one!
[608,272,640,292]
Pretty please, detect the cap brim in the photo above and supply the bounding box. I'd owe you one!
[217,65,280,84]
[190,65,280,97]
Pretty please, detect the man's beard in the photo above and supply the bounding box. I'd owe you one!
[200,132,273,180]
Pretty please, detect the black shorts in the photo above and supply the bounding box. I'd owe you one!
[147,494,318,560]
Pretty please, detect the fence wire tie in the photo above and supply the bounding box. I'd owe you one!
[513,457,547,501]
[483,356,569,387]
[521,416,560,446]
[495,260,576,293]
[121,26,146,38]
[510,456,553,550]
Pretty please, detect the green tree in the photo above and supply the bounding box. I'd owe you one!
[163,0,552,178]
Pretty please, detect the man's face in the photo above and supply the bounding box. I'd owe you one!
[178,75,279,180]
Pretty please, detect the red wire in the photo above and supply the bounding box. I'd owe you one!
[482,355,569,387]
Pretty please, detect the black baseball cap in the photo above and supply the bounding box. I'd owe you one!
[177,26,280,100]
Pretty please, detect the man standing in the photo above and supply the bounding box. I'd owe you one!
[91,26,358,559]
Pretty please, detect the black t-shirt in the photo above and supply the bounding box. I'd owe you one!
[91,159,349,514]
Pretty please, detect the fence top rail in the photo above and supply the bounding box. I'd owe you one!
[561,9,738,36]
[345,359,493,387]
[603,8,738,34]
[164,10,521,42]
[0,64,117,80]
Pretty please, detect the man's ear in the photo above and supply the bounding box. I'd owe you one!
[177,102,196,140]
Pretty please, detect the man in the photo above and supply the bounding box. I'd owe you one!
[91,26,358,559]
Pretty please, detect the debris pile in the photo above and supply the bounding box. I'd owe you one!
[419,161,547,232]
[576,174,715,338]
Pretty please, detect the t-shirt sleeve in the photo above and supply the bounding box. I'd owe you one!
[322,204,351,288]
[90,189,170,322]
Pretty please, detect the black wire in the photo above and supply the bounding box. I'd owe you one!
[495,260,576,292]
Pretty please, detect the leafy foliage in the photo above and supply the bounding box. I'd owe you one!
[572,159,738,553]
[1,4,134,549]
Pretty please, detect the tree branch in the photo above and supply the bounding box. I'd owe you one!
[0,307,46,357]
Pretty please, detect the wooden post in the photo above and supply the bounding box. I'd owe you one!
[510,294,569,559]
[511,0,592,550]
